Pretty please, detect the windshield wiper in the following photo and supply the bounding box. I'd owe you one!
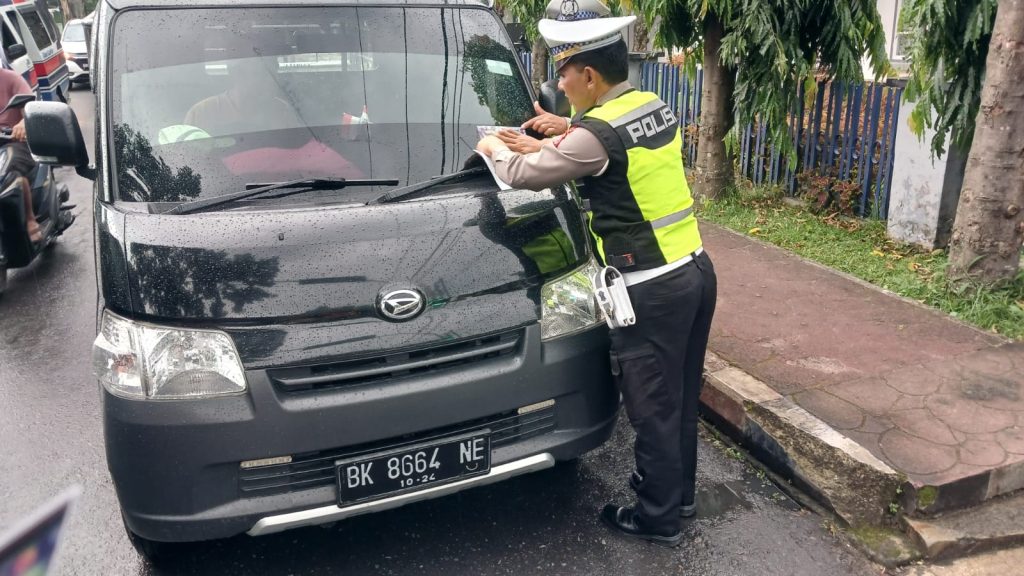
[367,167,487,205]
[165,178,400,215]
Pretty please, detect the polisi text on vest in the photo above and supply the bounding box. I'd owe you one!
[624,108,677,145]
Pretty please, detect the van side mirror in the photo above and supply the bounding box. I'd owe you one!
[504,22,527,52]
[538,79,570,118]
[7,43,26,60]
[24,101,96,180]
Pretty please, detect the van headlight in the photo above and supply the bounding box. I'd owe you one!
[540,258,603,340]
[92,311,246,400]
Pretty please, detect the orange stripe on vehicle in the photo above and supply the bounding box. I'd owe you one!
[33,53,64,77]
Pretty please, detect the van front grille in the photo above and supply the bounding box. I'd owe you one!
[268,331,522,393]
[237,403,555,496]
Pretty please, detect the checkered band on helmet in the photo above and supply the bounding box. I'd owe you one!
[557,9,601,21]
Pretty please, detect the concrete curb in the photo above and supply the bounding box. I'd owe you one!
[903,491,1024,560]
[900,457,1024,517]
[700,352,903,527]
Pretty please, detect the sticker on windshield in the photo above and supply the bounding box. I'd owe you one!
[485,59,513,76]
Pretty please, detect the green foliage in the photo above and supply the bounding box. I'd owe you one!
[903,0,997,157]
[500,0,550,41]
[701,187,1024,341]
[632,0,890,159]
[916,486,938,509]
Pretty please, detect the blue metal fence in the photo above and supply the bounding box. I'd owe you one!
[520,56,904,219]
[518,52,555,82]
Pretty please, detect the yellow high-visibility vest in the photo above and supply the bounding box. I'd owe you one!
[577,90,702,271]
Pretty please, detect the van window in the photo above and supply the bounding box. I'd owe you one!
[1,20,20,58]
[18,8,53,49]
[110,7,533,204]
[33,4,58,44]
[62,21,84,43]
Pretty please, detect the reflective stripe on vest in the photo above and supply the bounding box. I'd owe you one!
[578,90,702,270]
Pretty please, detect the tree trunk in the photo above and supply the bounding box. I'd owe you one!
[692,14,735,200]
[67,0,86,19]
[935,140,969,248]
[530,36,549,94]
[632,18,650,53]
[58,0,72,24]
[948,0,1024,283]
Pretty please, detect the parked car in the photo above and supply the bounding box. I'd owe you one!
[0,0,69,101]
[24,0,618,563]
[60,16,88,86]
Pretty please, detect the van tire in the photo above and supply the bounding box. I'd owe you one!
[0,265,6,299]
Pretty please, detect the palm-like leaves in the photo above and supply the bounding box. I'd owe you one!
[903,0,997,157]
[500,0,550,41]
[632,0,889,157]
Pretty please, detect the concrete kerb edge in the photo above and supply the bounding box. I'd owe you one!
[700,352,903,528]
[698,420,922,569]
[902,515,1024,561]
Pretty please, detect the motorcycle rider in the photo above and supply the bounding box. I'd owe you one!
[0,66,41,242]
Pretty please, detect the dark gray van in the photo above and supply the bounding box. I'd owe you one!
[24,0,617,561]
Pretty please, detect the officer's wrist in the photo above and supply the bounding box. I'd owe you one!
[492,147,514,162]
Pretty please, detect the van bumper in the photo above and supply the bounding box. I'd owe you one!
[106,324,618,542]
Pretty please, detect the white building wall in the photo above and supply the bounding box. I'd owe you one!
[864,0,904,79]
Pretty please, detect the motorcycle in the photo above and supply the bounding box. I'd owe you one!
[0,93,75,298]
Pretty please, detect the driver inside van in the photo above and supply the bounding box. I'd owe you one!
[184,57,303,137]
[178,54,365,180]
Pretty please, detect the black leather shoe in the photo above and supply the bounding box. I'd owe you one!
[599,504,682,547]
[679,503,696,518]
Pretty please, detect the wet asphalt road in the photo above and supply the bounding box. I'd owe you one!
[0,89,882,576]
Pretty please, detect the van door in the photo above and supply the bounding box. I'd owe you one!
[0,12,32,86]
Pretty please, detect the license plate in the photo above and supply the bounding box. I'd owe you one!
[336,431,490,505]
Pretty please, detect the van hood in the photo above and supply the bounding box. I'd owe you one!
[119,188,590,367]
[62,40,88,55]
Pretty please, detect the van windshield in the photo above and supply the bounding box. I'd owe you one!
[110,7,533,204]
[62,22,84,43]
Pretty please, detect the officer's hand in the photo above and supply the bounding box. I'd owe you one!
[11,119,26,143]
[521,102,568,137]
[496,129,542,154]
[476,135,508,157]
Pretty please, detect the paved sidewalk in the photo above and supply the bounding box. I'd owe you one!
[701,223,1024,516]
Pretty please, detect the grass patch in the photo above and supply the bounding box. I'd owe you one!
[916,486,938,510]
[700,187,1024,341]
[847,525,921,566]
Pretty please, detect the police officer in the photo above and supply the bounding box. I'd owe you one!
[477,0,717,547]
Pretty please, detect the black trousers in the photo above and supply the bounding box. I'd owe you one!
[608,251,717,534]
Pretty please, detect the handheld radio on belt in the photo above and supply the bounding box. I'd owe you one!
[592,266,636,329]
